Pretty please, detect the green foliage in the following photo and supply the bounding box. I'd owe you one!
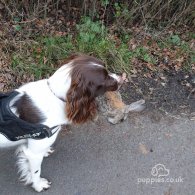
[76,17,107,52]
[11,36,74,79]
[75,17,132,72]
[13,25,22,31]
[11,17,135,77]
[101,0,109,6]
[39,36,73,62]
[188,32,195,39]
[11,54,55,79]
[168,35,181,45]
[114,3,129,19]
[191,54,195,63]
[113,2,132,29]
[11,17,194,78]
[133,47,155,64]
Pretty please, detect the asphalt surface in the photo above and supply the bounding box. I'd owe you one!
[0,113,195,195]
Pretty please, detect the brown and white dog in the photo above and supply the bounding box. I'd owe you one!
[0,54,123,192]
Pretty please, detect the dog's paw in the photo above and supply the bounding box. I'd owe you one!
[32,178,52,192]
[44,147,55,157]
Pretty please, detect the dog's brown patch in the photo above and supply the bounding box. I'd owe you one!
[14,94,45,124]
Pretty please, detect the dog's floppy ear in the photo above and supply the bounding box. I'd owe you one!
[65,54,119,124]
[66,77,97,124]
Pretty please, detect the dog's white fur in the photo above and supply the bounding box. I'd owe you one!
[0,58,120,192]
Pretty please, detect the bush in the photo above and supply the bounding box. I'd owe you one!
[11,17,134,78]
[1,0,195,27]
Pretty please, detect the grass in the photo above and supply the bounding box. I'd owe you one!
[10,17,195,79]
[11,35,74,79]
[11,17,134,78]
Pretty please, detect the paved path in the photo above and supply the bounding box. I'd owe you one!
[0,114,194,195]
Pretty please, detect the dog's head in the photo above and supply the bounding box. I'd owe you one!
[50,54,123,124]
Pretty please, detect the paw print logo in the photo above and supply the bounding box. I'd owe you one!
[151,164,170,177]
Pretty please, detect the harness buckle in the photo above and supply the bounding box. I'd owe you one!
[42,126,59,138]
[43,127,52,137]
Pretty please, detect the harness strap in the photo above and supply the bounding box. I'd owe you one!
[0,91,60,141]
[42,125,60,138]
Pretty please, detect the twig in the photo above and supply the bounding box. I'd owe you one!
[187,88,195,99]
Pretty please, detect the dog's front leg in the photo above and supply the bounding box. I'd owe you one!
[28,150,52,192]
[16,130,60,192]
[16,145,51,192]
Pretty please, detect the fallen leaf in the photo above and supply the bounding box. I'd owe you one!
[165,133,172,138]
[139,143,149,154]
[43,56,47,64]
[122,72,127,80]
[0,83,4,90]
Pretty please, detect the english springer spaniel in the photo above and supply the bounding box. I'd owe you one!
[0,54,123,192]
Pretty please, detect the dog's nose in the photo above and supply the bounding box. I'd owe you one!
[118,76,124,85]
[110,73,124,85]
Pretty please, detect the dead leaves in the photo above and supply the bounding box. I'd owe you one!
[126,28,195,77]
[122,72,129,82]
[0,57,14,92]
[139,143,149,155]
[0,49,35,92]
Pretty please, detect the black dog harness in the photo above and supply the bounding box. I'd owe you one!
[0,91,59,141]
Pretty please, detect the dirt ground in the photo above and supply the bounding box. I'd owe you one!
[120,70,195,119]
